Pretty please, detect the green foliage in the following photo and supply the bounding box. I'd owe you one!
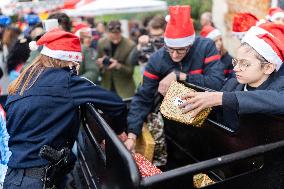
[95,0,212,32]
[166,0,212,32]
[96,11,165,22]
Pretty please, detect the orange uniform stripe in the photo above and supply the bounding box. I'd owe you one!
[189,69,203,74]
[224,69,233,75]
[143,71,159,80]
[204,54,221,64]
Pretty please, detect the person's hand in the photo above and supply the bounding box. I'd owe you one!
[158,72,176,96]
[108,58,122,70]
[118,132,128,142]
[124,133,137,152]
[96,56,105,69]
[179,92,223,117]
[137,35,150,50]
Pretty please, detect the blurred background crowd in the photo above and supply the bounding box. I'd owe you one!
[0,0,283,98]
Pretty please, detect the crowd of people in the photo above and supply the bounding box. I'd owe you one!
[0,4,284,189]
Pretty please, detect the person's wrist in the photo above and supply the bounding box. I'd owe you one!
[179,72,187,81]
[215,92,223,106]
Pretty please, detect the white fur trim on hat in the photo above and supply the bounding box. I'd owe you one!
[206,29,221,40]
[41,46,83,62]
[242,26,282,71]
[270,12,284,21]
[232,31,247,40]
[256,19,267,26]
[29,41,39,51]
[164,33,195,47]
[165,15,171,22]
[233,22,265,40]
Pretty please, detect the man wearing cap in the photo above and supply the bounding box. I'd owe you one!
[125,6,224,150]
[96,20,135,99]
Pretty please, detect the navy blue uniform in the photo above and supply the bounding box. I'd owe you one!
[221,52,234,79]
[127,37,224,136]
[5,67,126,169]
[220,74,284,130]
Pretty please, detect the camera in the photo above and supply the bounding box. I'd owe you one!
[102,47,112,67]
[138,43,155,63]
[151,36,164,49]
[103,56,111,66]
[137,36,164,64]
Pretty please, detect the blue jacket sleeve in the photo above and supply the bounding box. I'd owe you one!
[186,41,224,90]
[235,90,284,115]
[69,75,127,133]
[127,56,161,136]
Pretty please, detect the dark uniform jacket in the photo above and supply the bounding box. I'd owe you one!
[221,52,234,79]
[220,73,284,130]
[127,37,224,136]
[5,67,127,168]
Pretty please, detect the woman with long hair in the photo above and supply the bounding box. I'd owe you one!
[4,29,127,188]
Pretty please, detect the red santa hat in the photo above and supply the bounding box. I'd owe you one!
[29,28,82,62]
[200,25,221,40]
[73,23,91,37]
[232,13,259,40]
[242,23,284,71]
[164,5,195,47]
[266,7,284,22]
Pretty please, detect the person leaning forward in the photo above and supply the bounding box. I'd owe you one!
[3,29,127,189]
[125,5,225,150]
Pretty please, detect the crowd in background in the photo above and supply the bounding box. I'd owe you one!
[0,7,283,97]
[1,5,284,188]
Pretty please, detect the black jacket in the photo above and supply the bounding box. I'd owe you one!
[127,37,225,136]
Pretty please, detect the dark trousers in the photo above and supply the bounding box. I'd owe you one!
[3,168,43,189]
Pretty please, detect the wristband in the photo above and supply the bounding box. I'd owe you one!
[174,70,180,81]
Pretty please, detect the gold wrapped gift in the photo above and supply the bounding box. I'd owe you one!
[160,81,211,127]
[135,124,155,162]
[193,173,215,188]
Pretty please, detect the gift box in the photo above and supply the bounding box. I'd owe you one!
[135,124,155,162]
[133,153,162,177]
[160,81,211,127]
[193,173,215,188]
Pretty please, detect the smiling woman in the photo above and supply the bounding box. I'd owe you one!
[180,22,284,131]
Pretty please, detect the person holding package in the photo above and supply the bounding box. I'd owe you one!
[125,5,224,151]
[179,23,284,188]
[180,23,284,131]
[3,29,127,189]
